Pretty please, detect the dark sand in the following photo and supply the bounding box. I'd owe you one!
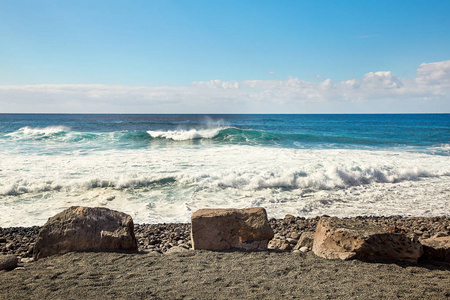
[1,250,449,299]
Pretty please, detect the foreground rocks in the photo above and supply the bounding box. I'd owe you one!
[191,208,274,250]
[0,255,18,271]
[313,217,423,263]
[33,206,138,260]
[1,214,449,262]
[134,223,192,253]
[420,236,450,262]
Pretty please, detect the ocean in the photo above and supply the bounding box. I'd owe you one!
[0,114,449,227]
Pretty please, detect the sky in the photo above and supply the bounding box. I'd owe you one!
[0,0,449,113]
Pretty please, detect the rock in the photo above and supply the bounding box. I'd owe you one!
[164,246,190,254]
[422,232,431,239]
[34,206,138,260]
[312,217,423,263]
[286,238,298,244]
[268,239,292,251]
[294,232,315,250]
[420,236,450,262]
[289,232,301,240]
[284,214,296,224]
[432,232,448,238]
[20,257,34,264]
[5,243,14,251]
[191,207,274,251]
[0,255,18,271]
[299,246,309,253]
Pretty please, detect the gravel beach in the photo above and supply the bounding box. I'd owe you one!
[1,216,449,299]
[1,250,449,299]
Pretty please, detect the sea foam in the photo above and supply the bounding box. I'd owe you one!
[147,128,224,141]
[5,126,71,140]
[1,146,449,227]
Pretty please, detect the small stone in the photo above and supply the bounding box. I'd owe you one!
[299,246,309,253]
[294,232,315,250]
[289,232,301,240]
[20,257,34,264]
[164,246,189,254]
[268,239,292,251]
[433,232,448,238]
[284,214,296,224]
[286,238,298,245]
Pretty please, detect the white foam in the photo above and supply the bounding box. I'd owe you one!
[0,146,449,226]
[5,126,70,139]
[147,128,223,140]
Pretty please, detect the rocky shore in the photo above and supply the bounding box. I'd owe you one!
[1,215,449,259]
[1,215,449,299]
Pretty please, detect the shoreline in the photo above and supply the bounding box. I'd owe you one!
[1,215,449,258]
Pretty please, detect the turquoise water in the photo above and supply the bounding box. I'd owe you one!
[1,114,449,153]
[0,114,449,226]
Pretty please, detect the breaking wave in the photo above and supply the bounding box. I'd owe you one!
[1,162,445,197]
[3,126,449,155]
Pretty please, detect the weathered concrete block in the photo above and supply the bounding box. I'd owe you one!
[34,206,137,260]
[191,207,274,251]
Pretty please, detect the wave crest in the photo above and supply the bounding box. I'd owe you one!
[1,176,177,196]
[147,128,223,141]
[5,126,71,140]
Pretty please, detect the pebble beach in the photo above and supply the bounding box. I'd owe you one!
[1,215,449,299]
[2,215,450,257]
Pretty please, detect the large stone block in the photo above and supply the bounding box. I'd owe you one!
[420,236,450,262]
[312,217,423,263]
[191,207,274,250]
[34,206,138,260]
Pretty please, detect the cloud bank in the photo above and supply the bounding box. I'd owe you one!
[1,61,449,113]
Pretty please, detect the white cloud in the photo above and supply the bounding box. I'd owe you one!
[416,60,450,85]
[192,80,239,89]
[0,60,449,113]
[361,71,403,89]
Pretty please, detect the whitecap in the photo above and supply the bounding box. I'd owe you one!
[147,128,224,141]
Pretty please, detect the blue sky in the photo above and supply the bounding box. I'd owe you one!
[0,0,449,113]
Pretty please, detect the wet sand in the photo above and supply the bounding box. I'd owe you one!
[1,250,449,299]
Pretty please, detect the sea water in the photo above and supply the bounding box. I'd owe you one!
[0,114,449,227]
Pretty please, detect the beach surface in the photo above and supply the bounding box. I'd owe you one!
[1,250,449,299]
[1,216,450,299]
